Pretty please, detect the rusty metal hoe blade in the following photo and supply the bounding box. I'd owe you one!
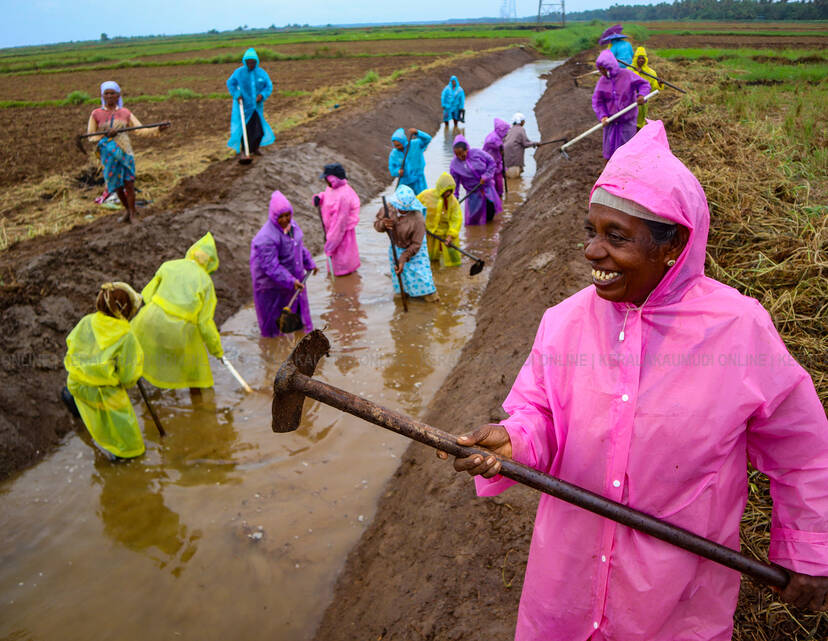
[271,330,331,433]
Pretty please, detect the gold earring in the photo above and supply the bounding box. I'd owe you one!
[667,259,676,267]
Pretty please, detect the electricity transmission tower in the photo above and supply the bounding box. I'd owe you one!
[537,0,566,26]
[500,0,517,20]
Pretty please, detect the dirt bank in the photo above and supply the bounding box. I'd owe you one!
[0,46,537,480]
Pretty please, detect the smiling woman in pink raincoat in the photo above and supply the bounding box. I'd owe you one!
[313,163,361,277]
[439,121,828,640]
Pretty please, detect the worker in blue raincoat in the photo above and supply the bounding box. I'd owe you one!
[226,48,275,156]
[388,127,432,195]
[441,75,465,127]
[599,24,634,66]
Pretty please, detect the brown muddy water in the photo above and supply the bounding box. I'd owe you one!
[0,59,561,641]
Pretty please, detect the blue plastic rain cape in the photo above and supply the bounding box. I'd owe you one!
[226,48,275,152]
[440,75,465,122]
[609,39,634,65]
[388,128,432,195]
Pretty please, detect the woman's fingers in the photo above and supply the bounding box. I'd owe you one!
[454,453,500,477]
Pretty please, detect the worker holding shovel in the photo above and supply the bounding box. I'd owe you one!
[450,134,502,226]
[592,49,651,160]
[250,190,317,336]
[388,127,432,195]
[482,118,510,198]
[374,185,438,303]
[86,81,169,223]
[630,46,665,129]
[313,163,361,277]
[439,122,828,639]
[503,113,539,178]
[417,172,462,267]
[64,282,146,460]
[227,48,275,160]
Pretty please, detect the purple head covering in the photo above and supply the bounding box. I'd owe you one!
[599,24,628,44]
[452,134,469,149]
[268,190,293,225]
[100,81,123,108]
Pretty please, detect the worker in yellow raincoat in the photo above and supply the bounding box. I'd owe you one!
[631,46,663,129]
[132,232,224,389]
[64,282,145,459]
[417,172,463,267]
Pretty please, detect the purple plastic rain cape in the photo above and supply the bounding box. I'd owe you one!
[592,50,650,159]
[482,118,510,197]
[449,134,503,226]
[249,191,317,337]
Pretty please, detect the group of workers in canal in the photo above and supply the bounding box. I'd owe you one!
[67,25,828,639]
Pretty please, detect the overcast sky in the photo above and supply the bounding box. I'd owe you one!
[0,0,657,49]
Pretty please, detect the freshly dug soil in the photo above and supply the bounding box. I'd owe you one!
[0,45,537,480]
[313,53,602,641]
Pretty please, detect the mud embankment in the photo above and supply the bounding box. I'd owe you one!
[313,54,604,641]
[0,46,537,480]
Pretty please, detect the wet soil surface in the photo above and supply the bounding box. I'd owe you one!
[0,45,537,480]
[312,52,603,641]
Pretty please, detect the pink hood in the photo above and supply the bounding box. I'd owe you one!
[596,49,619,76]
[268,190,293,225]
[591,121,709,307]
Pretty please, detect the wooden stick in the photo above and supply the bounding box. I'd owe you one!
[382,196,408,312]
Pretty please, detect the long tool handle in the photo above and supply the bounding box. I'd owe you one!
[136,379,166,437]
[79,122,171,138]
[221,357,253,393]
[618,60,687,94]
[395,132,415,189]
[315,204,335,282]
[238,98,251,157]
[425,230,482,263]
[561,90,659,154]
[458,183,482,204]
[499,146,508,195]
[382,196,408,312]
[285,272,312,310]
[536,137,568,147]
[290,370,789,590]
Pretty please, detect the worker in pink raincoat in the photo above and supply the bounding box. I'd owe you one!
[313,163,361,277]
[449,134,502,226]
[482,118,511,198]
[439,121,828,640]
[250,191,317,337]
[592,49,650,160]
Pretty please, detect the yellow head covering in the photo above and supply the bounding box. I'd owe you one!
[185,232,219,274]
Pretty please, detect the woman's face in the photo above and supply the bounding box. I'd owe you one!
[636,55,646,68]
[453,146,468,161]
[584,204,685,306]
[277,211,292,230]
[393,140,405,152]
[103,89,120,108]
[598,66,610,78]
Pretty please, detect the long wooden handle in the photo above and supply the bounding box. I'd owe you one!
[561,91,659,153]
[382,196,408,312]
[425,230,482,263]
[458,183,482,204]
[136,379,166,437]
[238,98,251,156]
[221,357,253,393]
[290,369,790,590]
[79,121,170,138]
[285,271,311,309]
[618,60,687,94]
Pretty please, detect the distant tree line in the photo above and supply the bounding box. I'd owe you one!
[566,0,827,22]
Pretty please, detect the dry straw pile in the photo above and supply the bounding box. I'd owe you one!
[659,60,827,640]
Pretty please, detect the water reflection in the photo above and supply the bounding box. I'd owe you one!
[320,272,367,375]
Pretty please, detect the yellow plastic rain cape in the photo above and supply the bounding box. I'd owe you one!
[65,312,145,458]
[418,173,463,267]
[132,232,224,389]
[631,47,663,128]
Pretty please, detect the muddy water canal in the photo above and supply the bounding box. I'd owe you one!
[0,59,561,641]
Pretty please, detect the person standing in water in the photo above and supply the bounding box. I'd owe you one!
[418,172,463,267]
[441,75,465,128]
[227,48,275,157]
[450,134,502,226]
[64,282,145,460]
[503,113,539,178]
[592,50,650,160]
[86,81,168,223]
[482,117,511,197]
[250,191,317,337]
[314,163,361,277]
[388,127,432,195]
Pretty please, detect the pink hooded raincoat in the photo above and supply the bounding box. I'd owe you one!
[477,121,828,641]
[315,175,361,276]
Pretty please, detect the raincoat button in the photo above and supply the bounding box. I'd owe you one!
[621,394,629,401]
[594,622,599,629]
[613,480,621,487]
[601,555,607,562]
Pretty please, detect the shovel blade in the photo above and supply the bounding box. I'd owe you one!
[469,260,485,276]
[239,155,253,165]
[278,311,304,335]
[272,330,331,433]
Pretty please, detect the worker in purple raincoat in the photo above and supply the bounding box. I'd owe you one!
[482,118,510,198]
[250,190,317,337]
[449,134,503,226]
[592,50,650,160]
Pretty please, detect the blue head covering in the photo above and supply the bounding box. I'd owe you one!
[389,185,425,212]
[100,81,122,108]
[391,128,408,148]
[242,48,259,67]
